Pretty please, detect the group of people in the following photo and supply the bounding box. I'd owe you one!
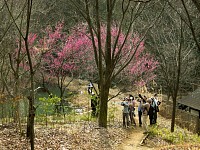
[121,93,161,133]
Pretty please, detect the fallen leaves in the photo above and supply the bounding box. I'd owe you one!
[0,122,127,150]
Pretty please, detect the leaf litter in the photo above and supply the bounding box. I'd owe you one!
[0,121,129,150]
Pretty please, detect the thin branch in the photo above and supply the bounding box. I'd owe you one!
[113,1,167,79]
[84,0,99,68]
[0,1,26,44]
[0,2,5,11]
[166,0,190,27]
[3,0,26,39]
[112,0,131,60]
[113,2,143,66]
[69,0,87,21]
[107,90,122,101]
[181,0,200,52]
[0,55,13,98]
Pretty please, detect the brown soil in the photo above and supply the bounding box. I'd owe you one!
[113,98,154,150]
[117,127,153,150]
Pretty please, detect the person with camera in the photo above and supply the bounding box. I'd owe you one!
[141,98,151,134]
[128,95,136,126]
[121,97,130,128]
[137,94,147,127]
[151,93,161,124]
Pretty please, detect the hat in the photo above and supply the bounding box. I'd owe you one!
[147,98,152,103]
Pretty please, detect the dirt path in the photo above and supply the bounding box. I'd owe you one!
[112,99,154,150]
[117,126,153,150]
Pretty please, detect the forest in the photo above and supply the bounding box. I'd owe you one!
[0,0,200,149]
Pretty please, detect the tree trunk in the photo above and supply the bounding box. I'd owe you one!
[98,79,110,128]
[170,97,176,132]
[25,1,35,149]
[26,95,35,150]
[170,20,182,133]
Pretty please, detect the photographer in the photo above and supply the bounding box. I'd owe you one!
[121,97,129,128]
[142,98,150,134]
[138,94,147,127]
[151,93,161,124]
[128,95,136,126]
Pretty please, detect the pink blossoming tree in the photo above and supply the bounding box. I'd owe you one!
[39,22,93,100]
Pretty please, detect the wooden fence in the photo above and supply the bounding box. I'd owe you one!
[159,102,200,135]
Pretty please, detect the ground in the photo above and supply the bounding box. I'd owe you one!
[1,80,200,149]
[117,127,151,150]
[114,97,154,150]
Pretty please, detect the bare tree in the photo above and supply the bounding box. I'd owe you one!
[70,0,165,128]
[4,0,36,149]
[0,0,28,133]
[166,0,200,52]
[147,1,198,132]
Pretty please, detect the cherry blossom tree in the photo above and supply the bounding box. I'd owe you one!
[128,53,159,87]
[15,22,94,102]
[39,22,93,101]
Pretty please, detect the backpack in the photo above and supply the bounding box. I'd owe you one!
[152,98,159,112]
[148,105,154,115]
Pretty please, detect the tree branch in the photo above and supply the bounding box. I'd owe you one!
[181,0,200,52]
[3,0,26,39]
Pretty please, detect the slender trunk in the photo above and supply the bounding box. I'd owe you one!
[98,77,111,127]
[170,96,176,132]
[24,0,35,149]
[98,0,112,128]
[13,78,22,133]
[171,20,182,132]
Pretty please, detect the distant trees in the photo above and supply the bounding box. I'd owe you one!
[0,1,34,146]
[1,0,36,149]
[145,0,200,132]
